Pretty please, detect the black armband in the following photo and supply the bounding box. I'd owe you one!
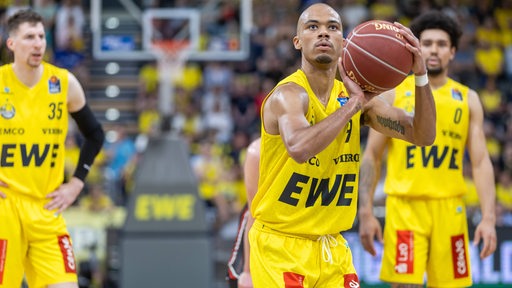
[70,105,105,181]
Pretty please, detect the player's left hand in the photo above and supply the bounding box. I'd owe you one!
[473,218,497,259]
[44,177,84,214]
[393,22,426,76]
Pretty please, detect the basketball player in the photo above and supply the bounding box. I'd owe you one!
[226,137,259,288]
[250,3,436,287]
[0,10,105,288]
[358,10,497,287]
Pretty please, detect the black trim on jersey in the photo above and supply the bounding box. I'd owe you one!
[70,104,105,181]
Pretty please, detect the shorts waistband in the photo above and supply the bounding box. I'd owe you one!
[252,219,342,241]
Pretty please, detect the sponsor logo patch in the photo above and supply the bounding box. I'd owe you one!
[58,235,77,273]
[0,99,15,119]
[451,234,469,278]
[0,239,6,284]
[344,273,360,288]
[49,76,61,94]
[451,88,462,101]
[395,230,414,274]
[283,271,304,288]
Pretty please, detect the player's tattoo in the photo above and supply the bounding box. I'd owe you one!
[376,115,405,135]
[358,159,376,207]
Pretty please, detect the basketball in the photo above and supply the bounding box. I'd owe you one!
[342,20,413,93]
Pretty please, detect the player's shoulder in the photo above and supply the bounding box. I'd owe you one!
[267,82,308,106]
[43,62,70,77]
[0,63,12,73]
[247,138,261,154]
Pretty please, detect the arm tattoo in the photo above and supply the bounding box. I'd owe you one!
[376,115,405,135]
[358,159,376,208]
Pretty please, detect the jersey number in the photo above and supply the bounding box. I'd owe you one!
[48,102,63,120]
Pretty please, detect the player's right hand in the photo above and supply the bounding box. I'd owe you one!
[358,213,383,256]
[337,57,378,105]
[238,271,253,288]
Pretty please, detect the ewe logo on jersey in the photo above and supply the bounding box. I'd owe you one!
[278,172,356,207]
[49,76,61,94]
[405,145,460,170]
[0,143,59,167]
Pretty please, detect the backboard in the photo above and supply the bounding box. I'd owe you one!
[90,0,252,61]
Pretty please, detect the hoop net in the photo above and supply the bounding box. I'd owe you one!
[151,40,190,116]
[151,40,190,81]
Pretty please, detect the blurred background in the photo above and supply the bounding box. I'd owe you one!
[2,0,512,287]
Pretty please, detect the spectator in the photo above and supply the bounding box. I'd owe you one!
[79,183,114,213]
[53,0,86,77]
[136,60,159,112]
[103,126,137,205]
[54,0,84,51]
[33,0,57,62]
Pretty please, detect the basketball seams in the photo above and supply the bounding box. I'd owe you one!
[342,19,413,92]
[349,33,406,46]
[343,49,390,92]
[343,41,410,76]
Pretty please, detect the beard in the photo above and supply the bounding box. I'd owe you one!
[316,54,332,64]
[427,66,443,76]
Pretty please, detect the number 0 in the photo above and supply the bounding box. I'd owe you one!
[453,108,462,124]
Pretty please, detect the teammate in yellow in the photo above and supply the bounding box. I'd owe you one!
[0,10,105,288]
[358,10,497,287]
[250,3,437,287]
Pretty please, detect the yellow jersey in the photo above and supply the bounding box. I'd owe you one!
[253,69,361,235]
[0,62,69,200]
[384,75,470,198]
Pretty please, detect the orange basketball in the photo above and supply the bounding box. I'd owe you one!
[342,20,413,93]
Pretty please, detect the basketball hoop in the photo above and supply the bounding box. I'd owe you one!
[151,40,190,81]
[151,40,190,116]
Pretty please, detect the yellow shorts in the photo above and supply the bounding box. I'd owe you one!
[0,194,78,288]
[249,220,359,288]
[381,195,472,287]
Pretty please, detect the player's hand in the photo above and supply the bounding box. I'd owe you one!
[393,22,426,76]
[358,212,383,256]
[238,271,253,288]
[337,57,379,104]
[473,218,497,259]
[44,177,84,214]
[0,180,7,198]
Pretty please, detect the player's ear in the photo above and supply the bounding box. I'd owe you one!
[293,35,301,50]
[6,38,14,51]
[449,46,456,61]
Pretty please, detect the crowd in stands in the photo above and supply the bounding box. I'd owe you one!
[1,0,512,286]
[134,0,512,230]
[2,0,512,230]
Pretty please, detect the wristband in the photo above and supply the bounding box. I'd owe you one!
[415,73,429,87]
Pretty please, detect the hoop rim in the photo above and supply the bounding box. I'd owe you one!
[151,40,191,56]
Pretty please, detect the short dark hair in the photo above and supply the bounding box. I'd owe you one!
[7,9,44,35]
[409,10,462,50]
